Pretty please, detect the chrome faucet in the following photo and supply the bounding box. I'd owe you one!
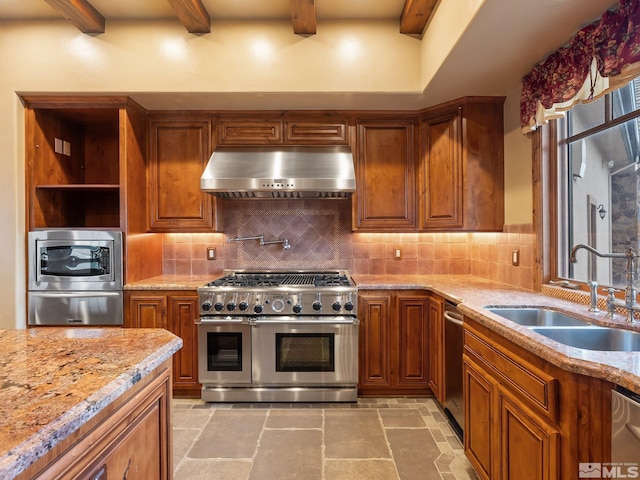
[570,244,638,323]
[228,235,291,250]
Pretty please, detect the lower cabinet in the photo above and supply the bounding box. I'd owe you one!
[125,290,200,397]
[427,293,445,403]
[463,317,611,480]
[18,359,173,480]
[358,290,429,395]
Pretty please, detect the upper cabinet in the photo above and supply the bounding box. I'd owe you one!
[148,115,223,232]
[217,115,349,145]
[24,96,147,232]
[353,119,417,231]
[419,97,505,231]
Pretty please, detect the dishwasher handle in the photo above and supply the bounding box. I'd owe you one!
[444,310,464,326]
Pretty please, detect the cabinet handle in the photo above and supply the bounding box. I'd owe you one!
[444,311,464,326]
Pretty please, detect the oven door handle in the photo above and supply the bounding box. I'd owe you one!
[196,317,248,325]
[253,318,359,325]
[29,291,122,298]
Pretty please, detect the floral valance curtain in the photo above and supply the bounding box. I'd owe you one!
[520,0,640,133]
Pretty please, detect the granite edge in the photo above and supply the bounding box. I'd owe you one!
[0,337,183,479]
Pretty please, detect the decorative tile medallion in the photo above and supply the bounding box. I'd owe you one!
[230,205,342,269]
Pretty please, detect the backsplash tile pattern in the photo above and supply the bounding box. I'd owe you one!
[161,201,536,291]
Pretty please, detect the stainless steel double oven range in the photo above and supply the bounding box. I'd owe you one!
[197,270,359,403]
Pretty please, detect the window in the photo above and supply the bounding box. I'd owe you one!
[556,78,640,289]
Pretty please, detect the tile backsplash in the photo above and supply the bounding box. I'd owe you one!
[162,200,535,291]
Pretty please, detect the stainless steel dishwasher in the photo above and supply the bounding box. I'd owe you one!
[612,387,640,463]
[444,300,464,439]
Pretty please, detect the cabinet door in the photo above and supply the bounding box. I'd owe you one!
[396,295,429,388]
[125,293,167,329]
[218,118,283,144]
[148,118,219,232]
[354,122,416,230]
[420,109,463,229]
[428,295,445,402]
[463,355,495,480]
[169,294,200,396]
[358,292,393,391]
[498,389,559,480]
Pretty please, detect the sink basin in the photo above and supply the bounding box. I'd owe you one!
[485,307,593,327]
[530,326,640,352]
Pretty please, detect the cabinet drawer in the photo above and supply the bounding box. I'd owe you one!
[218,119,283,144]
[463,328,558,422]
[284,120,348,144]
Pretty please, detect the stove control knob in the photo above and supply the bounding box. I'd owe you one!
[344,301,354,312]
[312,300,322,311]
[254,304,264,314]
[226,302,237,312]
[202,301,212,312]
[292,304,303,314]
[239,301,249,311]
[214,301,224,312]
[332,301,342,312]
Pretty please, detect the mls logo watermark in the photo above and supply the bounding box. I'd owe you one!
[579,463,640,479]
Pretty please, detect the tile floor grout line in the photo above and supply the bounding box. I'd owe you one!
[376,407,403,480]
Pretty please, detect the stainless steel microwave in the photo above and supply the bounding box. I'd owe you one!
[28,230,123,291]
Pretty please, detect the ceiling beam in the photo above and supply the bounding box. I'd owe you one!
[399,0,438,35]
[290,0,316,35]
[44,0,105,34]
[166,0,211,34]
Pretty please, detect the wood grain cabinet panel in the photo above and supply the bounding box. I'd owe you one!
[358,290,430,396]
[148,117,221,232]
[284,120,348,144]
[125,290,200,397]
[419,97,505,231]
[463,317,612,480]
[427,294,445,403]
[218,118,283,144]
[354,121,417,231]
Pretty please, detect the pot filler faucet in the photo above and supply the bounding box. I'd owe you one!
[228,235,291,250]
[570,244,638,323]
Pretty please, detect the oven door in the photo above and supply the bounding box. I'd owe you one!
[251,317,358,386]
[197,319,252,385]
[28,291,123,326]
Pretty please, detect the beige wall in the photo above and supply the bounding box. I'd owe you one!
[0,17,530,328]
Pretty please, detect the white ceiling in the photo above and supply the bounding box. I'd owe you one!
[0,0,621,110]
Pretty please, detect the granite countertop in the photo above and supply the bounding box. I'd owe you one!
[0,327,183,479]
[354,274,640,395]
[124,274,216,290]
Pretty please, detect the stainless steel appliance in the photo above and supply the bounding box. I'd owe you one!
[444,300,464,439]
[200,146,356,199]
[197,270,358,402]
[28,230,123,326]
[612,387,640,463]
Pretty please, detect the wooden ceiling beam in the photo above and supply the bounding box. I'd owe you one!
[166,0,211,34]
[290,0,317,35]
[44,0,105,34]
[399,0,438,35]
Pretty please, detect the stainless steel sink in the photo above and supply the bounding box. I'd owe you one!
[530,326,640,352]
[485,307,593,327]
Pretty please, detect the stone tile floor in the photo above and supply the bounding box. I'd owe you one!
[172,397,479,480]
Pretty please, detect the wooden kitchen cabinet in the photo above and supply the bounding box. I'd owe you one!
[148,115,223,232]
[419,97,505,231]
[218,117,283,144]
[353,120,417,231]
[23,96,147,231]
[463,317,611,480]
[427,293,445,403]
[358,290,429,395]
[125,290,200,397]
[284,119,349,144]
[17,358,173,480]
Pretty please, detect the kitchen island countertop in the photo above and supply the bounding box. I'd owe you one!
[0,327,182,479]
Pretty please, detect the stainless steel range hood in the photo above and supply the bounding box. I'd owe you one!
[200,145,356,199]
